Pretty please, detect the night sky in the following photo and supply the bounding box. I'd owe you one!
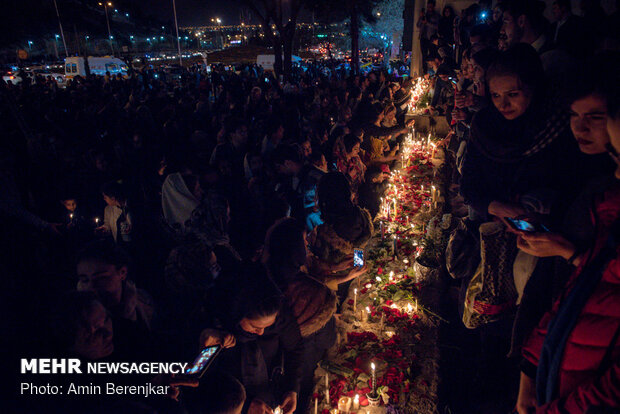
[148,0,248,26]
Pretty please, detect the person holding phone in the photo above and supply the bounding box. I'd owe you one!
[514,53,620,414]
[200,263,303,414]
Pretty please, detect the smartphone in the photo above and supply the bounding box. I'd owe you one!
[184,345,221,378]
[353,248,364,267]
[505,218,549,233]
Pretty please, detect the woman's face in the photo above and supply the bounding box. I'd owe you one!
[239,313,277,336]
[73,301,114,360]
[489,75,532,120]
[301,140,312,158]
[103,194,117,207]
[472,62,485,84]
[570,95,610,154]
[350,142,361,157]
[461,58,473,80]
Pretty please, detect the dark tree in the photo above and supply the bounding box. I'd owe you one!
[311,0,380,75]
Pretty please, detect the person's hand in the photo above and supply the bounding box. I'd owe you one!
[94,225,109,235]
[280,391,298,414]
[348,264,368,280]
[405,119,415,128]
[517,233,577,261]
[331,257,354,273]
[47,222,64,236]
[488,201,526,220]
[454,91,474,108]
[247,399,274,414]
[452,108,467,121]
[199,328,236,348]
[515,372,537,414]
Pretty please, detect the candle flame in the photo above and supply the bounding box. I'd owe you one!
[371,362,375,370]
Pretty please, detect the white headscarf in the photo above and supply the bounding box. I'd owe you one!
[161,172,200,233]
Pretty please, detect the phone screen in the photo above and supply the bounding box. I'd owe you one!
[184,345,221,377]
[505,218,549,233]
[353,248,364,267]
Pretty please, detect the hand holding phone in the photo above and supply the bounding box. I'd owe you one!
[184,345,221,378]
[353,248,364,267]
[505,217,549,233]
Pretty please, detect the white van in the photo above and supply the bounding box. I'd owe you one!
[65,56,129,79]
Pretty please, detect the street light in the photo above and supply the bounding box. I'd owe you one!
[98,2,115,55]
[52,0,69,57]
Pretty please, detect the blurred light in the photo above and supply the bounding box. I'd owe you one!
[125,13,129,17]
[107,2,112,6]
[55,34,60,38]
[114,9,118,12]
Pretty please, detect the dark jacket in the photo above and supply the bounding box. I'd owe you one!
[460,105,581,221]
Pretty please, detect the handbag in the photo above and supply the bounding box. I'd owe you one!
[446,218,481,280]
[462,222,518,329]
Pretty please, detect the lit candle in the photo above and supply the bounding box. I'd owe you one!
[407,303,414,314]
[380,312,384,328]
[353,394,360,411]
[94,217,100,225]
[414,298,419,313]
[371,362,377,395]
[315,397,318,414]
[353,288,358,312]
[338,396,352,413]
[389,271,394,282]
[431,185,436,203]
[69,213,73,220]
[325,374,329,403]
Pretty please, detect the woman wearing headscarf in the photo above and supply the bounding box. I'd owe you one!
[200,263,303,414]
[262,217,339,414]
[460,44,581,225]
[309,172,372,303]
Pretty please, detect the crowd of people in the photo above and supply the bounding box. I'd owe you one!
[4,0,620,413]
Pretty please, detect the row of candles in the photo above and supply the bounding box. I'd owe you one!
[67,214,101,226]
[315,125,433,413]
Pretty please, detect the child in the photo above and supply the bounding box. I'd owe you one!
[59,195,91,247]
[96,181,134,245]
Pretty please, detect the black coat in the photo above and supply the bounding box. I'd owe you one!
[460,106,581,222]
[211,303,304,406]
